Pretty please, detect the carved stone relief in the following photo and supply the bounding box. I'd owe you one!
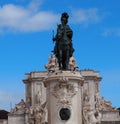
[10,99,26,114]
[52,77,78,106]
[45,55,78,72]
[45,55,58,72]
[95,82,99,93]
[100,97,116,111]
[28,102,48,124]
[69,56,78,71]
[35,91,42,105]
[26,83,31,106]
[83,89,90,106]
[94,92,101,111]
[83,106,102,124]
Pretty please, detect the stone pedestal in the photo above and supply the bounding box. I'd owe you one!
[44,71,84,124]
[8,114,25,124]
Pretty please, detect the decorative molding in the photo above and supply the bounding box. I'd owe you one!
[52,80,77,106]
[28,102,48,124]
[58,76,69,83]
[83,76,102,81]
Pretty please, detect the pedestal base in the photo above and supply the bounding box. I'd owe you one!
[44,71,84,124]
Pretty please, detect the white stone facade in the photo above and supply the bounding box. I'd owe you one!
[8,56,120,124]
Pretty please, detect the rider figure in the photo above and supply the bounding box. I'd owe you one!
[53,12,74,70]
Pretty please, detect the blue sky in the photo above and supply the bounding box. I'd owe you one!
[0,0,120,111]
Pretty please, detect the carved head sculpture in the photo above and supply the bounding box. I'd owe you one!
[61,12,69,25]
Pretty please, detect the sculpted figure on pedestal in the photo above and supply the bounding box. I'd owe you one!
[83,89,90,106]
[83,106,101,124]
[45,55,58,72]
[10,99,26,114]
[29,107,35,124]
[87,109,98,124]
[83,107,89,124]
[100,97,116,111]
[15,99,26,111]
[52,12,74,70]
[69,56,78,71]
[94,92,101,110]
[36,91,41,105]
[26,95,31,107]
[35,106,42,124]
[28,102,48,124]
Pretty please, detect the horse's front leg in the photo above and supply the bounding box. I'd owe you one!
[58,50,62,70]
[65,49,70,70]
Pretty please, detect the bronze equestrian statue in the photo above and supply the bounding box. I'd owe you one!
[52,12,74,70]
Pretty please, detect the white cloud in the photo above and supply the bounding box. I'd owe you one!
[0,3,102,33]
[0,4,59,33]
[71,8,101,26]
[28,0,44,12]
[102,28,120,37]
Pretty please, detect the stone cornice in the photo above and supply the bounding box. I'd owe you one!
[23,77,44,84]
[8,113,25,116]
[44,71,84,87]
[83,76,102,81]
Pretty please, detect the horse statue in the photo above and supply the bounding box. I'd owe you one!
[52,12,74,70]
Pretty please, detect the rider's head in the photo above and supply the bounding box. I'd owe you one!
[61,12,69,25]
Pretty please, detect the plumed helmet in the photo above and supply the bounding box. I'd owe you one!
[61,12,69,20]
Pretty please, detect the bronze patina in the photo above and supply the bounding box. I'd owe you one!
[52,12,74,70]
